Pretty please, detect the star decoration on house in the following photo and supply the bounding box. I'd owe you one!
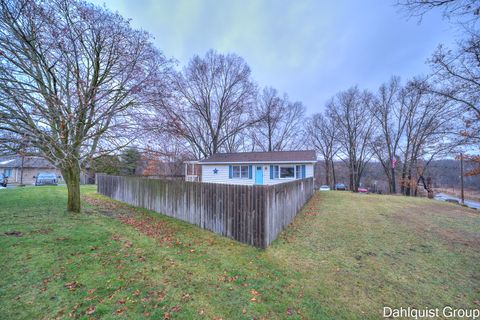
[213,168,218,174]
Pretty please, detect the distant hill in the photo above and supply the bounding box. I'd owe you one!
[315,159,479,192]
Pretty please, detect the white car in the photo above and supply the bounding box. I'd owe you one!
[319,185,331,191]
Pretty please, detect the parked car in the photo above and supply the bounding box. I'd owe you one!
[0,173,7,187]
[319,185,331,191]
[358,187,368,193]
[335,183,346,191]
[34,172,58,186]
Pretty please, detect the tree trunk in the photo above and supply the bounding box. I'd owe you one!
[324,159,331,186]
[62,162,81,213]
[391,167,396,194]
[20,155,24,185]
[331,160,337,187]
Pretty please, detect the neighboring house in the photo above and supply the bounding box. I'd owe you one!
[0,156,63,185]
[188,150,316,185]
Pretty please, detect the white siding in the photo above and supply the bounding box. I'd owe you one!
[201,163,314,186]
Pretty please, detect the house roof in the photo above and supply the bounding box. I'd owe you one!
[0,156,55,168]
[199,150,317,164]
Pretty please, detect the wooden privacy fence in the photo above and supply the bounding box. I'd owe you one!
[97,175,314,248]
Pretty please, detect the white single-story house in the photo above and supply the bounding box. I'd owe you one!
[186,150,316,185]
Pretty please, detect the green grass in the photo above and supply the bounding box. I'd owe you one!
[0,186,478,319]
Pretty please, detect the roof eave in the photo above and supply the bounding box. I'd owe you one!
[199,160,317,164]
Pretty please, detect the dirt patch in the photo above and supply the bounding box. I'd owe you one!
[4,231,23,237]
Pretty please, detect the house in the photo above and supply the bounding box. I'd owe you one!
[0,156,63,185]
[187,150,316,185]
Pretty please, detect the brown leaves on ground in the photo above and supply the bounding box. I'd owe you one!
[250,289,261,302]
[119,215,175,245]
[218,273,239,283]
[303,192,322,216]
[82,195,123,212]
[83,194,176,245]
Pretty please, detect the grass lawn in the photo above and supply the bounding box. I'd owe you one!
[0,186,479,319]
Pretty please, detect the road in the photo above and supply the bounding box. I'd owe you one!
[434,193,480,210]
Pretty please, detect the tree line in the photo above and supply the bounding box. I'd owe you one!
[0,0,478,211]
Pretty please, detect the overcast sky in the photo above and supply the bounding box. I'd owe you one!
[90,0,457,114]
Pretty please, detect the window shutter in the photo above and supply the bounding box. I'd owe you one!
[270,165,273,179]
[301,165,306,178]
[248,165,252,179]
[229,165,233,179]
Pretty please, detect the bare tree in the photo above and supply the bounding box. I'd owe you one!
[328,87,375,192]
[308,113,339,187]
[253,87,306,151]
[428,37,480,145]
[398,79,454,195]
[149,50,257,159]
[370,77,408,193]
[0,0,172,212]
[397,0,480,22]
[398,0,480,148]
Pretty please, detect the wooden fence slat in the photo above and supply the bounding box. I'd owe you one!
[97,175,314,248]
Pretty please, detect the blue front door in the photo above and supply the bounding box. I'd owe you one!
[255,166,263,185]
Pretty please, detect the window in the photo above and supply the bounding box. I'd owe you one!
[3,168,12,178]
[295,165,306,179]
[232,165,249,179]
[280,165,295,179]
[270,165,280,179]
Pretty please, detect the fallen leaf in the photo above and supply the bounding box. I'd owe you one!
[115,307,127,315]
[86,306,96,315]
[111,234,121,241]
[64,281,80,291]
[163,312,170,319]
[171,306,181,312]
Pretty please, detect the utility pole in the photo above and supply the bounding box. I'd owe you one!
[460,153,465,205]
